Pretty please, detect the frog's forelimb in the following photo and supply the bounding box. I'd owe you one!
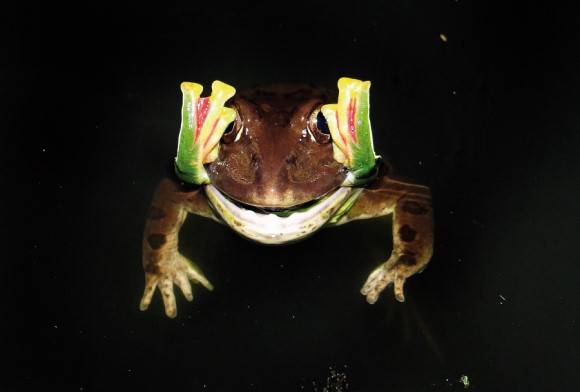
[140,179,216,318]
[333,175,434,304]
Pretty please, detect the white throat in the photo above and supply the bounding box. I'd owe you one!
[205,185,353,244]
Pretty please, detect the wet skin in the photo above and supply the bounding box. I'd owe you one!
[140,84,433,318]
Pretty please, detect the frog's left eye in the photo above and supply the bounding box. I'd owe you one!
[307,107,331,144]
[221,108,243,144]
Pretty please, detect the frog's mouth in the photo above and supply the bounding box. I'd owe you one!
[205,185,355,244]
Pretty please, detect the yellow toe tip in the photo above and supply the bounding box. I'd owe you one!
[180,82,203,95]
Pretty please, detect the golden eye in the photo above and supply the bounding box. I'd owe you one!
[307,107,331,144]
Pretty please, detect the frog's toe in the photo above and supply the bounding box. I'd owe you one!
[159,277,177,318]
[361,266,394,304]
[174,271,194,302]
[393,275,407,302]
[184,258,214,291]
[139,274,159,311]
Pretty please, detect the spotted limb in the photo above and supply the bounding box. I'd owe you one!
[328,167,434,304]
[140,179,217,318]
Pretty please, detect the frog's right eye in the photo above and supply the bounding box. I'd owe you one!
[221,108,243,144]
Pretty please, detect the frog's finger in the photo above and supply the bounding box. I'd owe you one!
[184,259,214,291]
[174,272,194,302]
[159,277,177,318]
[365,288,384,305]
[361,265,394,304]
[186,267,214,291]
[139,274,159,311]
[360,265,385,294]
[360,267,380,296]
[321,77,378,182]
[394,275,406,302]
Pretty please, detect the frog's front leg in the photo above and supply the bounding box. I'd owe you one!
[340,176,433,304]
[140,178,216,318]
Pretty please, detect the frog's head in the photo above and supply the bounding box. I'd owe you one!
[174,77,378,219]
[205,84,345,209]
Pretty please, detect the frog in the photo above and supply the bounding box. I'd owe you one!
[139,77,433,318]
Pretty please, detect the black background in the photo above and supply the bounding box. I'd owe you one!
[2,2,580,391]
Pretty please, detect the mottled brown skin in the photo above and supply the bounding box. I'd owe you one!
[140,84,434,318]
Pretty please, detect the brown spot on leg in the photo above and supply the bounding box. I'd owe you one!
[148,206,167,220]
[398,225,417,242]
[147,233,166,250]
[402,201,429,215]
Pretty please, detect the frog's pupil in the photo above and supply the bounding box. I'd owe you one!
[316,111,330,134]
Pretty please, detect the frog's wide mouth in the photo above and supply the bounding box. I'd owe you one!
[212,190,329,216]
[204,185,355,244]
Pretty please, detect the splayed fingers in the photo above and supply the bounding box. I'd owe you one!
[139,253,213,318]
[361,259,410,304]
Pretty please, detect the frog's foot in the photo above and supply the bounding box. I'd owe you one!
[360,253,420,304]
[139,252,213,318]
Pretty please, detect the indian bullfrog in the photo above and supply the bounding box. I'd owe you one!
[140,78,433,318]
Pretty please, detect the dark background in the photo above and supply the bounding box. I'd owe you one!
[2,1,580,391]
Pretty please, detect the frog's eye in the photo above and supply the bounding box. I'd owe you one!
[221,108,243,144]
[307,107,331,144]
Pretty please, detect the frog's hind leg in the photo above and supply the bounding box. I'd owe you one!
[140,178,216,318]
[340,176,433,304]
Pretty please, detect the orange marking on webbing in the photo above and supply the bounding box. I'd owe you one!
[196,97,210,141]
[202,118,220,159]
[347,97,358,142]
